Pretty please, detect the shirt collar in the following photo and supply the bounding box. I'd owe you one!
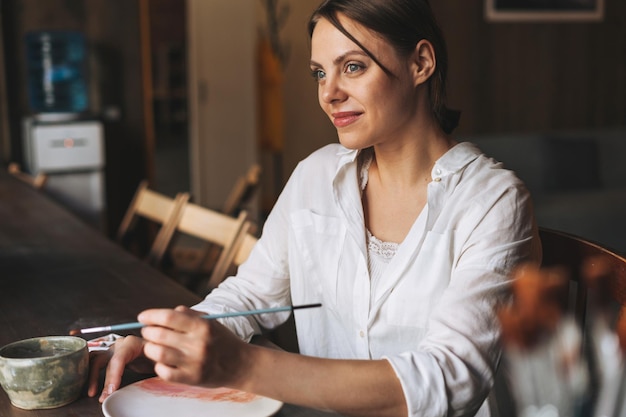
[332,142,482,181]
[431,142,482,181]
[336,146,359,166]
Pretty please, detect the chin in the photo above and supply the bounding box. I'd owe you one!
[337,133,370,151]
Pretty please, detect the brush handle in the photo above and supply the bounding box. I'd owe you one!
[78,303,321,334]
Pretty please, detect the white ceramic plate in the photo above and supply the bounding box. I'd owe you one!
[102,377,283,417]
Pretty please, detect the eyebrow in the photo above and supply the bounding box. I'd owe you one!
[309,50,370,68]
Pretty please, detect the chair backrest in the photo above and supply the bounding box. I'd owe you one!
[539,227,626,323]
[174,202,249,291]
[490,228,626,417]
[232,226,258,267]
[116,180,190,266]
[222,163,261,216]
[8,162,48,190]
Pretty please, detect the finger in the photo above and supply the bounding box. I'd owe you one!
[87,350,111,397]
[176,305,205,317]
[141,322,182,345]
[138,308,199,332]
[140,309,210,347]
[143,339,184,368]
[98,379,117,403]
[153,361,182,383]
[99,337,144,403]
[142,320,212,367]
[152,354,203,386]
[99,354,127,402]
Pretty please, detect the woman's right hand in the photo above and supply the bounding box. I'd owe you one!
[87,335,152,403]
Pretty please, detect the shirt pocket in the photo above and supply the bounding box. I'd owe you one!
[289,210,346,305]
[383,230,453,329]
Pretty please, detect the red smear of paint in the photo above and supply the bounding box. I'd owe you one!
[138,378,258,403]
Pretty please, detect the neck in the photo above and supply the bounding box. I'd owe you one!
[370,129,455,189]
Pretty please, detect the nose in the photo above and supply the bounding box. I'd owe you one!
[319,75,347,104]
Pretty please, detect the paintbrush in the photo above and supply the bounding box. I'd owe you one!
[70,303,322,335]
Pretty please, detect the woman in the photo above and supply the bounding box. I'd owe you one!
[89,1,541,416]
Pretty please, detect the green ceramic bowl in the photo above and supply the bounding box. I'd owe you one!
[0,336,88,410]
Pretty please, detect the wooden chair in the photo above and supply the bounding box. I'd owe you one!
[116,180,190,266]
[212,223,259,280]
[8,162,48,190]
[222,163,261,216]
[232,226,258,267]
[538,227,626,324]
[168,163,261,280]
[490,227,626,417]
[228,227,300,352]
[167,202,250,293]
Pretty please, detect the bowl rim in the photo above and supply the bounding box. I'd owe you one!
[0,336,87,361]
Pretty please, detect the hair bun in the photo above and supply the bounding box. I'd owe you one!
[442,108,461,134]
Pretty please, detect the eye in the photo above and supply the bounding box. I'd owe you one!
[310,69,326,82]
[345,62,364,74]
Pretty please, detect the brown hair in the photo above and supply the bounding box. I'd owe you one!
[308,0,460,133]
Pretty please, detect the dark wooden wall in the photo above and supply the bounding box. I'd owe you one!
[433,0,626,135]
[0,0,147,238]
[1,0,625,237]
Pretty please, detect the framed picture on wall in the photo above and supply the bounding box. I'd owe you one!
[485,0,605,22]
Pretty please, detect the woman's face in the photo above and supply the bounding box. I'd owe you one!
[309,15,421,150]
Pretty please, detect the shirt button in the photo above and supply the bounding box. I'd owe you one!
[359,330,365,338]
[435,168,442,175]
[433,177,441,182]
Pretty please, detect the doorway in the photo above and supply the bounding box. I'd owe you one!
[144,0,190,198]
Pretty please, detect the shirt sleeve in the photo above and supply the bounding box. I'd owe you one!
[191,164,299,341]
[384,182,541,417]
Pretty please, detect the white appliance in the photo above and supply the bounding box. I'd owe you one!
[22,117,106,231]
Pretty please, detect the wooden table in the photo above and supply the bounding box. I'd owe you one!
[0,169,340,417]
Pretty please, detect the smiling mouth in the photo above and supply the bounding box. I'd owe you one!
[332,112,362,128]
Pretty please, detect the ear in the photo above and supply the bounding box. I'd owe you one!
[410,39,436,87]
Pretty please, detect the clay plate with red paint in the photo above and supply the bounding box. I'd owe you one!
[102,377,282,417]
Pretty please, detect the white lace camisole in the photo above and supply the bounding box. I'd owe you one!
[359,152,427,307]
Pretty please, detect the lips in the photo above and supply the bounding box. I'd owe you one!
[331,111,362,128]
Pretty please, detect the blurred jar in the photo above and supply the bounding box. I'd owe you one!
[25,31,88,115]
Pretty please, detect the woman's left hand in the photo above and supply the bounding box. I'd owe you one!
[138,305,251,388]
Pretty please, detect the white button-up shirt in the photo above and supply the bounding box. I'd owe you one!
[194,142,541,417]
